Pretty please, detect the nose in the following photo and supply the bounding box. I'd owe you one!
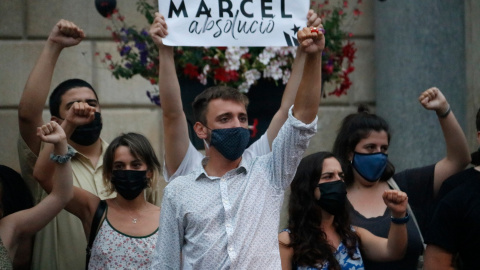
[231,118,242,128]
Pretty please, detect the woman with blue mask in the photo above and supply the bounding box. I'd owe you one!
[332,87,470,270]
[279,152,409,270]
[33,112,162,270]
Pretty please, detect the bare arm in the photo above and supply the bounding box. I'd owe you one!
[418,87,470,196]
[278,231,293,270]
[357,190,408,261]
[266,10,321,147]
[0,122,74,258]
[424,244,455,270]
[33,102,94,197]
[150,13,191,177]
[18,19,85,155]
[291,26,325,123]
[33,108,99,234]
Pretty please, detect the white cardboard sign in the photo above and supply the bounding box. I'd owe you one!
[159,0,309,46]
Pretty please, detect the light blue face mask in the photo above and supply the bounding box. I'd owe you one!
[205,127,250,161]
[351,152,388,182]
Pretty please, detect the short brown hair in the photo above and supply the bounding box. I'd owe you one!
[192,86,249,125]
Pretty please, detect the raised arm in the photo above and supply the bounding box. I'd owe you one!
[291,26,325,123]
[18,19,85,155]
[266,10,321,147]
[0,121,74,257]
[357,190,408,261]
[418,87,470,195]
[33,105,99,235]
[150,13,191,177]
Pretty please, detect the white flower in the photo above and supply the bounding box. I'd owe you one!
[282,69,291,85]
[197,74,207,85]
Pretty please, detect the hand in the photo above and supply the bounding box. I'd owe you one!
[418,87,449,115]
[48,19,85,48]
[149,12,168,47]
[37,121,67,144]
[297,26,325,54]
[64,102,96,128]
[306,9,322,28]
[382,190,408,218]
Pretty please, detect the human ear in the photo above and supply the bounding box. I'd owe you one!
[194,122,208,140]
[50,116,63,124]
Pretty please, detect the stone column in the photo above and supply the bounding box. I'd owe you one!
[375,0,466,171]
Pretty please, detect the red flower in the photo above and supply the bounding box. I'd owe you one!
[241,53,251,59]
[183,63,200,79]
[343,1,348,8]
[249,118,259,138]
[323,64,334,75]
[227,70,239,82]
[150,78,157,85]
[214,68,229,82]
[342,42,357,63]
[353,8,362,16]
[105,53,112,60]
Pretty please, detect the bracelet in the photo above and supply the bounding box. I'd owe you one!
[437,104,451,118]
[49,145,76,164]
[391,212,409,224]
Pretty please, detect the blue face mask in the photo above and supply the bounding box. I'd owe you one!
[206,127,250,161]
[351,152,388,182]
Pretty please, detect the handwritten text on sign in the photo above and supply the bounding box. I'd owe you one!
[159,0,309,46]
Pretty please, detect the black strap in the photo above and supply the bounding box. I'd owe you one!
[85,200,107,269]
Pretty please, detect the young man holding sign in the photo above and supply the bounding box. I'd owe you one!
[153,8,322,183]
[150,11,325,269]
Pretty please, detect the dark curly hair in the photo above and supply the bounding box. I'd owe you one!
[332,105,395,186]
[287,152,359,270]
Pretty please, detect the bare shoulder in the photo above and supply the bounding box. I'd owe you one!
[278,230,291,246]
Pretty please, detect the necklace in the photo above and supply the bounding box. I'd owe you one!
[113,199,143,224]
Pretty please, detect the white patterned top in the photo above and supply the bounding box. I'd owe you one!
[89,213,158,270]
[153,107,317,270]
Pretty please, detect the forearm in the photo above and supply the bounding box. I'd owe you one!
[158,45,190,176]
[433,110,470,194]
[49,140,74,204]
[292,52,322,123]
[33,143,57,193]
[18,41,63,154]
[386,222,408,260]
[267,47,306,146]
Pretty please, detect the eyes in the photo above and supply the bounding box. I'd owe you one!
[320,172,345,181]
[364,144,388,153]
[218,114,248,124]
[113,161,144,170]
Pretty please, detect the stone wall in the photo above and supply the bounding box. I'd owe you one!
[1,0,478,185]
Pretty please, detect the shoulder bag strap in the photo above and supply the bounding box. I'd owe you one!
[86,200,107,269]
[387,178,426,249]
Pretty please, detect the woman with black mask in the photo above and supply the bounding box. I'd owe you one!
[279,152,408,270]
[34,118,161,269]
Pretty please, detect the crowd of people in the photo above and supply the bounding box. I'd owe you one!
[0,8,477,270]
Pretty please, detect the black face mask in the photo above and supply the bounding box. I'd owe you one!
[111,170,148,200]
[69,112,103,146]
[316,181,347,216]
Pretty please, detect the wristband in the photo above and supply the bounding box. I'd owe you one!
[50,145,76,164]
[391,212,409,224]
[437,105,451,118]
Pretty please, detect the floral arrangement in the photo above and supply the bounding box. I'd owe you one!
[99,0,362,105]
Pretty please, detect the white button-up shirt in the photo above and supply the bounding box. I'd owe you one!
[153,107,317,269]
